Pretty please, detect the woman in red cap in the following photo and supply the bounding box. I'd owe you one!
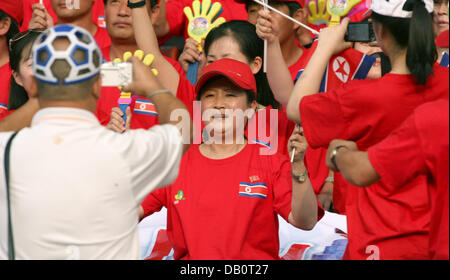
[140,58,322,260]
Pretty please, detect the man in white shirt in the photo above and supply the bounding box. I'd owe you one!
[0,24,191,260]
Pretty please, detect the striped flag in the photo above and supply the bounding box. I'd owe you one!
[134,99,158,116]
[239,182,268,199]
[295,41,375,91]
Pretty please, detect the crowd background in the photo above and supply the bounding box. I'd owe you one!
[0,0,448,260]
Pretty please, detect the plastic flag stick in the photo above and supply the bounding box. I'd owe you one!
[253,0,319,35]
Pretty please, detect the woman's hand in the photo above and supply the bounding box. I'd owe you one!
[317,17,353,56]
[178,38,206,73]
[288,126,308,163]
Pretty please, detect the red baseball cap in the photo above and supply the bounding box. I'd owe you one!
[195,58,257,97]
[0,0,24,26]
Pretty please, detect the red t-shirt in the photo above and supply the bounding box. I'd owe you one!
[0,63,12,114]
[95,46,183,128]
[21,0,110,48]
[141,142,324,260]
[93,25,111,49]
[288,47,309,81]
[294,43,377,200]
[299,64,449,259]
[368,99,449,260]
[162,0,248,42]
[21,0,106,30]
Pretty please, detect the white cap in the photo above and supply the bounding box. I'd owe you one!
[370,0,434,18]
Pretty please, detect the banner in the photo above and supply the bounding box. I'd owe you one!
[138,208,348,260]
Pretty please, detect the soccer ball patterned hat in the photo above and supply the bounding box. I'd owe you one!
[32,25,102,85]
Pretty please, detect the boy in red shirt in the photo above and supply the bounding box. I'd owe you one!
[27,0,111,48]
[97,0,185,130]
[326,99,449,260]
[140,58,323,259]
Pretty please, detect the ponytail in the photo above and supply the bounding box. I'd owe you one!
[405,0,437,85]
[371,0,437,85]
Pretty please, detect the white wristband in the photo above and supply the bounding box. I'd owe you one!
[146,89,172,99]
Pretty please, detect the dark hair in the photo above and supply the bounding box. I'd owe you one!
[103,0,158,8]
[246,0,302,15]
[204,20,280,109]
[8,32,42,110]
[371,1,437,85]
[0,10,20,51]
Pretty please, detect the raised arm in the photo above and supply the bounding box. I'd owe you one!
[287,126,319,230]
[255,9,293,107]
[286,18,352,124]
[129,0,180,95]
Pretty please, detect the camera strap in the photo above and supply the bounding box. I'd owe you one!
[4,131,19,260]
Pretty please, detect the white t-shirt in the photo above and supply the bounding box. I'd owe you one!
[0,107,183,260]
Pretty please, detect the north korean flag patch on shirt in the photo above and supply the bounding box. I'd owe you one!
[239,182,268,199]
[134,99,158,116]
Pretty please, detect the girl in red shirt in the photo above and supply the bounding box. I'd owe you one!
[286,0,449,259]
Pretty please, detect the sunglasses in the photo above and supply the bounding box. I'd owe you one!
[8,29,45,52]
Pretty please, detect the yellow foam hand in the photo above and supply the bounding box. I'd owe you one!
[326,0,362,26]
[184,0,226,51]
[114,50,159,93]
[308,0,331,27]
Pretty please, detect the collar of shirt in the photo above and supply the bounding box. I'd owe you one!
[31,107,100,127]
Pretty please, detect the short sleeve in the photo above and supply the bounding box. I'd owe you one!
[368,113,427,190]
[120,124,183,203]
[299,88,348,149]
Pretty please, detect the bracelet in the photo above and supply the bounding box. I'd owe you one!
[292,169,308,183]
[127,0,146,8]
[146,89,172,99]
[330,145,348,170]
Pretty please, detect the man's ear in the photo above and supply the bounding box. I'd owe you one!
[92,75,102,100]
[292,8,308,31]
[150,4,161,24]
[0,17,11,37]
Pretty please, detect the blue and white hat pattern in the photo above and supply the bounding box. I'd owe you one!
[32,24,102,85]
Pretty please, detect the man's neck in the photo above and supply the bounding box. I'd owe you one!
[280,37,303,68]
[57,15,97,36]
[38,99,95,113]
[109,41,139,61]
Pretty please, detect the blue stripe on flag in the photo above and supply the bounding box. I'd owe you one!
[239,193,267,199]
[440,52,449,68]
[352,54,376,80]
[240,182,268,187]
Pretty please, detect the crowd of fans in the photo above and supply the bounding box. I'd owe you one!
[0,0,448,260]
